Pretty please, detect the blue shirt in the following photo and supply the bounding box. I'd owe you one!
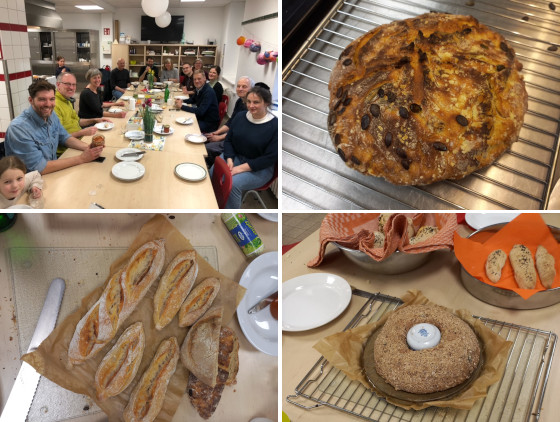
[181,83,220,132]
[5,107,70,173]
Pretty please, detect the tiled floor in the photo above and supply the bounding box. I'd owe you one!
[282,213,327,246]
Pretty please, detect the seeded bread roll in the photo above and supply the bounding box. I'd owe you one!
[123,337,179,422]
[509,244,537,289]
[485,249,507,283]
[178,277,220,327]
[95,322,145,401]
[373,231,385,248]
[153,250,198,330]
[328,13,527,185]
[536,245,556,289]
[378,213,392,232]
[68,239,165,365]
[409,226,438,245]
[181,306,223,387]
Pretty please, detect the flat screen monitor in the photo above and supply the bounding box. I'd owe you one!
[141,15,184,43]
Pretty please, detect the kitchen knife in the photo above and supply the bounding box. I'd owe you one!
[247,291,278,314]
[122,151,146,157]
[0,278,66,422]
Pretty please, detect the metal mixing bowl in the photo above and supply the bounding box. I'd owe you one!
[460,223,560,310]
[333,242,432,275]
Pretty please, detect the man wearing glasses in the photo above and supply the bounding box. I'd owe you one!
[180,62,195,96]
[4,78,103,174]
[54,72,111,140]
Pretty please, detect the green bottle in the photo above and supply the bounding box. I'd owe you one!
[221,213,264,259]
[164,84,170,103]
[148,72,154,89]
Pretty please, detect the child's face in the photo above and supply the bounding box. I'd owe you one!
[0,168,25,200]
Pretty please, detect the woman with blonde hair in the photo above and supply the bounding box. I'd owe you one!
[79,68,126,120]
[161,58,179,83]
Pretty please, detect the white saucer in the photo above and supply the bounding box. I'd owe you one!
[185,134,206,144]
[95,122,114,130]
[115,148,144,162]
[176,117,193,125]
[111,161,145,181]
[174,163,207,181]
[154,125,174,135]
[124,130,144,140]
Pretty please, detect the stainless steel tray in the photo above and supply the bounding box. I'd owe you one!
[282,0,560,210]
[286,290,557,421]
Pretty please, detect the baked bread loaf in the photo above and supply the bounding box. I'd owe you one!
[485,249,507,283]
[95,322,145,401]
[178,277,221,327]
[123,337,179,422]
[328,13,527,185]
[68,239,165,365]
[536,245,556,288]
[373,231,385,249]
[153,250,198,330]
[509,244,536,289]
[373,304,480,394]
[187,326,239,419]
[181,306,223,387]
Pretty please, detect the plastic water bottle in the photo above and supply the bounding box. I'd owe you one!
[221,213,264,259]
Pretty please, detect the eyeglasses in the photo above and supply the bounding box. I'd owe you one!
[59,82,77,87]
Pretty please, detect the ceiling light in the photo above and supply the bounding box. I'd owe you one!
[75,5,104,10]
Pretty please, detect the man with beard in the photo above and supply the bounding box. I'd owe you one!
[174,70,219,133]
[5,79,103,174]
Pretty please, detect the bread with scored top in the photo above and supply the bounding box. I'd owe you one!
[178,277,220,327]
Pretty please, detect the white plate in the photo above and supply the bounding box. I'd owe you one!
[174,163,207,182]
[174,95,188,101]
[154,125,174,135]
[258,213,278,222]
[185,134,207,144]
[148,89,162,93]
[125,130,145,140]
[95,122,114,130]
[108,108,123,113]
[111,161,145,181]
[465,213,521,230]
[176,117,193,125]
[282,273,352,332]
[115,148,144,162]
[120,96,132,100]
[237,252,278,356]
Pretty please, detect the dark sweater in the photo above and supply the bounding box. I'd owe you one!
[110,68,130,90]
[223,112,278,171]
[181,83,220,133]
[78,88,103,119]
[211,81,223,103]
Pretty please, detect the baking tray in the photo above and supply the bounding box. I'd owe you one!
[282,0,560,210]
[7,246,218,422]
[286,290,557,422]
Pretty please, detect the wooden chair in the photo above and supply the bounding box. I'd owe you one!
[241,163,278,208]
[211,156,233,209]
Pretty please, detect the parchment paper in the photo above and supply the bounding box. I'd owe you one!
[22,214,245,421]
[455,213,560,299]
[313,290,512,411]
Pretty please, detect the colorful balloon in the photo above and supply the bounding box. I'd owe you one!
[236,36,246,45]
[243,39,254,48]
[256,52,267,65]
[250,42,261,53]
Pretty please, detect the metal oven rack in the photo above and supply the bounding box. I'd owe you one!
[286,291,557,421]
[282,0,560,210]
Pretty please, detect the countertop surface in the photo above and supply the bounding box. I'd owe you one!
[0,213,278,422]
[282,213,560,421]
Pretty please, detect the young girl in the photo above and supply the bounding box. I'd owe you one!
[0,156,44,208]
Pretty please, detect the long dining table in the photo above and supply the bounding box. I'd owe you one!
[18,83,219,209]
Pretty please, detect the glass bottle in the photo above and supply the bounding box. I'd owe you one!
[148,72,154,89]
[164,84,170,103]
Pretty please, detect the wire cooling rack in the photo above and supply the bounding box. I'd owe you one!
[286,290,557,421]
[282,0,560,209]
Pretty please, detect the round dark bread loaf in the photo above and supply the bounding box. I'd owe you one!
[328,13,528,185]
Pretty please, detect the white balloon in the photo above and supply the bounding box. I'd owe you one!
[141,0,169,18]
[155,12,172,28]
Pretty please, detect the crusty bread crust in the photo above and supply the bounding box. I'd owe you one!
[509,244,536,289]
[178,277,221,327]
[180,306,223,387]
[328,13,528,185]
[95,322,145,401]
[123,337,179,422]
[68,239,165,365]
[485,249,507,283]
[153,250,199,330]
[536,245,556,289]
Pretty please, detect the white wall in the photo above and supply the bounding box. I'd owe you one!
[221,2,245,86]
[234,0,278,97]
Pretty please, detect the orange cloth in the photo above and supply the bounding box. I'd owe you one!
[454,213,560,299]
[308,213,457,267]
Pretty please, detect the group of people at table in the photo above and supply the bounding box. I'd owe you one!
[0,56,277,209]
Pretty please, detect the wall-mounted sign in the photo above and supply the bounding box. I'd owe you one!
[104,28,110,36]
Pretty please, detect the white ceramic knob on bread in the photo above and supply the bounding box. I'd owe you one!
[407,323,441,350]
